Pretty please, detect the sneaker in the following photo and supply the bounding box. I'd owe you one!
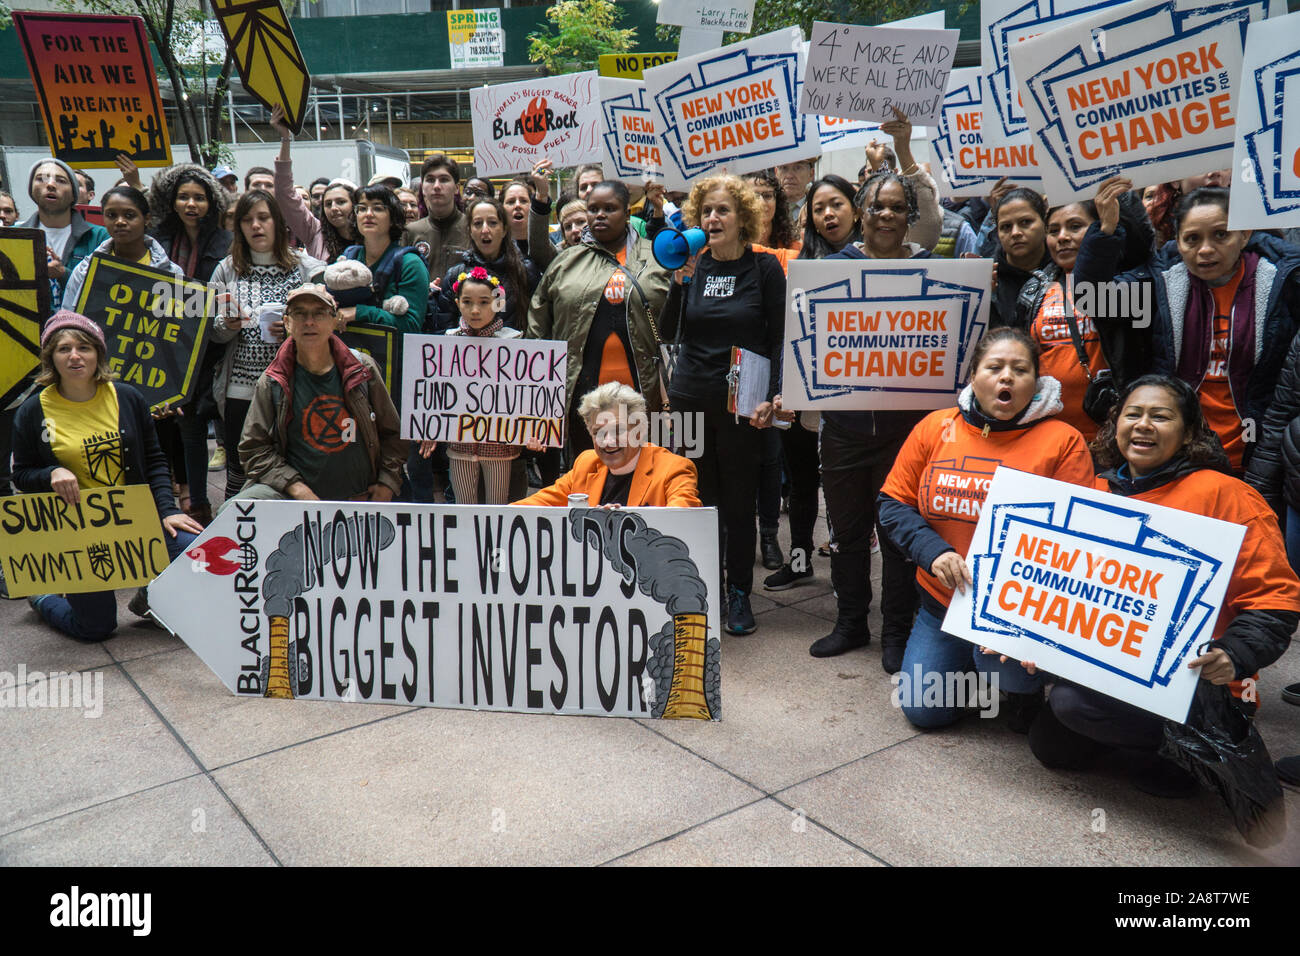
[725,585,757,635]
[764,562,813,591]
[1282,682,1300,706]
[1004,689,1044,734]
[1128,754,1198,798]
[809,625,868,657]
[127,586,151,618]
[208,447,227,471]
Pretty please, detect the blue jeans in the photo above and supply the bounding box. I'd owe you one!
[898,604,1044,728]
[31,529,197,642]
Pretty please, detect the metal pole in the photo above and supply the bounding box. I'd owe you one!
[386,96,393,146]
[228,87,236,144]
[314,91,321,141]
[336,86,345,141]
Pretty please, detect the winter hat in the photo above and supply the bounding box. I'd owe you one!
[41,310,106,349]
[27,158,79,201]
[323,258,373,307]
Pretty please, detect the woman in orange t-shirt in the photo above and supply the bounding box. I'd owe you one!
[878,327,1096,730]
[1029,374,1300,797]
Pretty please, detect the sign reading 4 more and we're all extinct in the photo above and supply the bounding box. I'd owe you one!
[944,469,1245,722]
[0,486,168,597]
[801,20,959,126]
[149,501,723,720]
[643,27,819,188]
[1009,0,1282,201]
[399,334,567,449]
[73,255,214,412]
[782,258,991,410]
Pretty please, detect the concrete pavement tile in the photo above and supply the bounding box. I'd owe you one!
[121,646,416,770]
[643,605,920,792]
[777,723,1300,866]
[102,619,186,664]
[0,600,113,678]
[0,775,274,866]
[0,667,197,835]
[212,708,762,865]
[605,797,881,866]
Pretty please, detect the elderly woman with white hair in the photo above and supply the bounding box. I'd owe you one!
[516,383,701,508]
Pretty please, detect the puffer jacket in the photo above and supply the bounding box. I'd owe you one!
[1075,227,1300,469]
[526,228,670,418]
[1245,328,1300,512]
[238,332,406,497]
[147,163,232,282]
[433,246,542,332]
[62,235,185,311]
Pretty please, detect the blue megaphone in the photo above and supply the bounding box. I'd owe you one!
[652,227,707,271]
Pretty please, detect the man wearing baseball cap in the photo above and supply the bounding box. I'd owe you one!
[211,165,239,194]
[17,157,109,312]
[230,284,406,504]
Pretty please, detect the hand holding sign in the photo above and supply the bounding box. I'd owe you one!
[879,106,916,170]
[49,467,80,506]
[932,551,973,595]
[1188,646,1235,684]
[1095,175,1132,234]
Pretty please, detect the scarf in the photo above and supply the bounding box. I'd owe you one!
[1176,252,1259,391]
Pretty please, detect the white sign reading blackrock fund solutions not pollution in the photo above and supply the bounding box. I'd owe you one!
[399,334,568,449]
[1010,0,1279,201]
[470,72,602,177]
[783,257,991,410]
[944,469,1245,723]
[643,27,818,188]
[149,502,722,720]
[1228,10,1300,229]
[801,20,959,125]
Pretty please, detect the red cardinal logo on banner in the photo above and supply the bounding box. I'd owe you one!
[188,536,242,575]
[521,96,548,145]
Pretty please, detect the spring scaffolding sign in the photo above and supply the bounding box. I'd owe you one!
[149,501,723,720]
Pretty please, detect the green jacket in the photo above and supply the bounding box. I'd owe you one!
[527,230,670,419]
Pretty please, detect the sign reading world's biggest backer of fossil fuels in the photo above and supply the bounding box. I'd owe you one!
[470,72,603,177]
[149,501,723,720]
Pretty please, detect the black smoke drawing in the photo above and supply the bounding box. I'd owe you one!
[259,511,397,698]
[570,508,719,719]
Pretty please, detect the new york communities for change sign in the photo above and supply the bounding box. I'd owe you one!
[783,258,991,410]
[944,468,1245,722]
[643,27,818,188]
[150,501,723,720]
[1229,10,1300,228]
[1010,0,1279,200]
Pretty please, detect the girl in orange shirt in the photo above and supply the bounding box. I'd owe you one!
[1030,374,1300,796]
[877,328,1096,729]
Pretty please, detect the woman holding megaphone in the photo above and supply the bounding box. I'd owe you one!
[527,180,670,463]
[657,174,786,637]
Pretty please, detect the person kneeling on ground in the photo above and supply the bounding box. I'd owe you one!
[515,383,700,508]
[13,312,204,640]
[1030,374,1300,797]
[231,285,406,504]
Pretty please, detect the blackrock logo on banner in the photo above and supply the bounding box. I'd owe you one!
[494,96,579,146]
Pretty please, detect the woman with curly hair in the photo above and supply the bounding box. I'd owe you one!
[1031,374,1300,797]
[430,196,535,332]
[658,174,786,636]
[148,164,233,524]
[744,169,800,260]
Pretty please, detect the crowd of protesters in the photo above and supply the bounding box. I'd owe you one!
[5,100,1300,800]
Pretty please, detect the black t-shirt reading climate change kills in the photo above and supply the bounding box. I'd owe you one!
[663,248,786,405]
[285,365,372,501]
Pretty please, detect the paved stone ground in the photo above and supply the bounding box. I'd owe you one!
[2,462,1298,866]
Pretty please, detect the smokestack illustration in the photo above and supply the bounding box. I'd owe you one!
[570,509,718,720]
[261,513,397,699]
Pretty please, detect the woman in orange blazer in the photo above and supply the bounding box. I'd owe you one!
[517,383,701,508]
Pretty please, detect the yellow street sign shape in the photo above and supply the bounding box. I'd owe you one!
[212,0,310,134]
[0,229,50,409]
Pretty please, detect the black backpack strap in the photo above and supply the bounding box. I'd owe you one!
[1059,279,1096,383]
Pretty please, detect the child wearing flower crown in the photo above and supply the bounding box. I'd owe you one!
[418,267,521,503]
